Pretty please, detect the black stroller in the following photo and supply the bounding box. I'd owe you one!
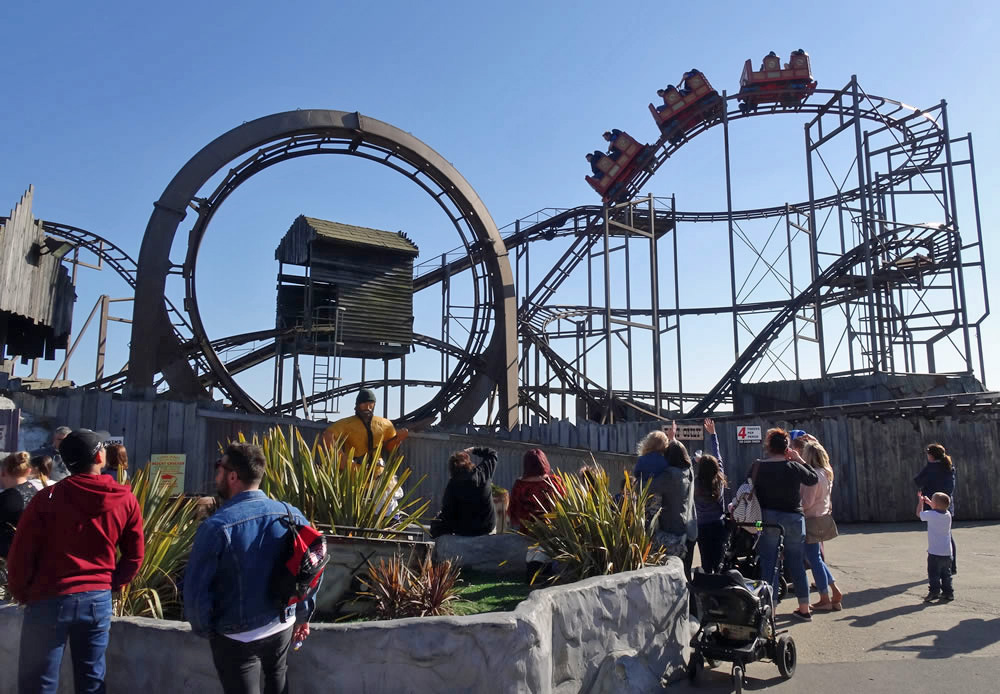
[720,516,789,600]
[688,522,796,693]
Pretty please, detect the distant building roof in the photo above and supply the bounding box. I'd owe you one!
[275,215,419,266]
[301,216,419,255]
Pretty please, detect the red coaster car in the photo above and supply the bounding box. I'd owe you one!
[585,131,653,203]
[649,69,723,145]
[737,49,817,112]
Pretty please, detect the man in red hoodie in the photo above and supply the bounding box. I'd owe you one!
[7,428,144,694]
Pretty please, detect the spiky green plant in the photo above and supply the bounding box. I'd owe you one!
[254,426,429,535]
[520,468,667,583]
[359,554,462,619]
[115,465,199,618]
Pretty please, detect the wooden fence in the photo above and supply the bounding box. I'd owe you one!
[10,390,1000,522]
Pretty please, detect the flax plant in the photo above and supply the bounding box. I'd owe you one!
[115,465,199,619]
[520,468,667,582]
[254,426,429,535]
[359,554,462,619]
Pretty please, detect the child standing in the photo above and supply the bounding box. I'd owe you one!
[917,491,954,602]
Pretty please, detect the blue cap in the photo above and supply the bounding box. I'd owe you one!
[789,429,807,440]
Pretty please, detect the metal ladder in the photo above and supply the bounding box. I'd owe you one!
[309,304,346,418]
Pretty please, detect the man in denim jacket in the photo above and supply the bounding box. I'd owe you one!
[184,443,318,693]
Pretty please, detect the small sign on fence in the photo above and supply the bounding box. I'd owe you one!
[106,435,124,446]
[150,453,186,495]
[675,424,705,441]
[736,425,762,444]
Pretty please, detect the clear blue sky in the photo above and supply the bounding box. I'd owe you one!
[2,1,997,419]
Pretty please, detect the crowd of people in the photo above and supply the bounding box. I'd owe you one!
[0,387,961,691]
[0,428,319,694]
[425,417,959,621]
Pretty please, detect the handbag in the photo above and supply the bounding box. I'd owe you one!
[805,513,839,543]
[730,461,762,531]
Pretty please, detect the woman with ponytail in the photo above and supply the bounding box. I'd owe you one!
[915,443,957,574]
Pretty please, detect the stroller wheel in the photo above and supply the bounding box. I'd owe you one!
[688,653,704,683]
[777,634,797,678]
[732,665,744,693]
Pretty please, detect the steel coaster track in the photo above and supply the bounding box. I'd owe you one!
[5,82,956,426]
[480,82,950,418]
[686,222,959,417]
[623,84,945,215]
[414,83,946,292]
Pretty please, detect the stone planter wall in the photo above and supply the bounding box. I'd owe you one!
[0,560,688,693]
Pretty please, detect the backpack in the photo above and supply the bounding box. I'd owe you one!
[730,461,762,532]
[268,503,329,620]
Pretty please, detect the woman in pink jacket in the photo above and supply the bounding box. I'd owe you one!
[800,441,845,611]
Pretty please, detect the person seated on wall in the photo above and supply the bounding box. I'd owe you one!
[321,388,409,466]
[375,458,405,521]
[577,464,601,494]
[429,447,498,539]
[509,449,566,583]
[0,452,39,558]
[509,449,565,533]
[586,151,606,178]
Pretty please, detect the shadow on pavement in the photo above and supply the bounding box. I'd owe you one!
[825,579,925,611]
[670,664,789,692]
[838,600,928,629]
[836,521,986,535]
[873,617,1000,658]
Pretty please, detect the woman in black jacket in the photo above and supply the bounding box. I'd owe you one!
[430,447,498,538]
[754,428,819,621]
[915,443,957,574]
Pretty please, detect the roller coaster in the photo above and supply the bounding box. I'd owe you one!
[2,58,988,428]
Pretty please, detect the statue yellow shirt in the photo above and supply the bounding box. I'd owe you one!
[322,415,397,459]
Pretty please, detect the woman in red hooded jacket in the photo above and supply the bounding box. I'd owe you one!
[508,449,566,532]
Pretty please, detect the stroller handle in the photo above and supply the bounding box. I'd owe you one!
[731,520,785,536]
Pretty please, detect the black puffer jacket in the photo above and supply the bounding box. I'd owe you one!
[430,448,497,538]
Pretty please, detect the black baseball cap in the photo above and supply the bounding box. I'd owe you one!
[355,388,377,406]
[59,429,106,469]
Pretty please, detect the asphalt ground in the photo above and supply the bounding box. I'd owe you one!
[666,521,1000,693]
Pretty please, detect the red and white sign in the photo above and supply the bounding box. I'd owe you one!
[736,425,762,444]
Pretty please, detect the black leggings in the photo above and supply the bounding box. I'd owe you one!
[683,539,697,581]
[696,520,728,574]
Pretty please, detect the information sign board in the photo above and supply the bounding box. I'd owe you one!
[736,425,762,444]
[150,453,186,495]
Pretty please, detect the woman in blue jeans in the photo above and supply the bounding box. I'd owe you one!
[753,428,819,621]
[800,441,844,610]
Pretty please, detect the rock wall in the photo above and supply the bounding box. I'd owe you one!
[0,560,688,693]
[433,532,533,576]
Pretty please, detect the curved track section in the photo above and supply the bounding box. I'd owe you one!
[687,222,960,417]
[489,82,950,419]
[626,85,944,216]
[128,109,518,427]
[9,83,958,426]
